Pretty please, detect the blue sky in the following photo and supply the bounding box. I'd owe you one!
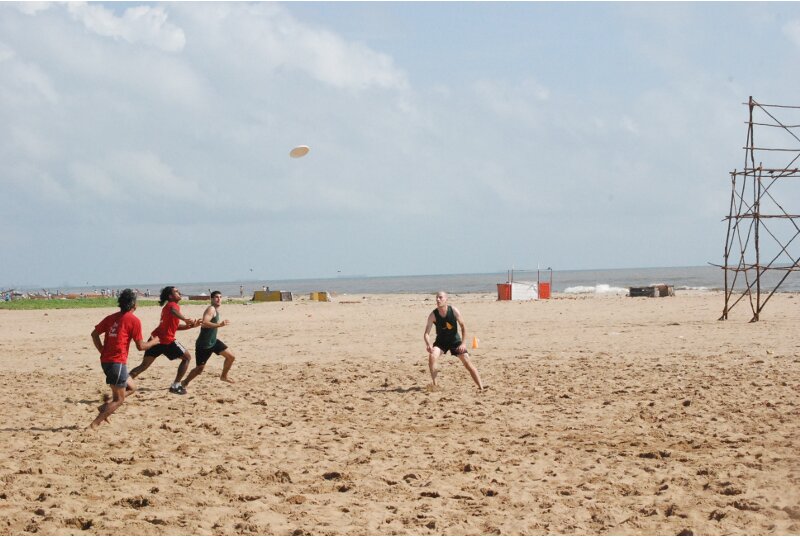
[3,2,800,288]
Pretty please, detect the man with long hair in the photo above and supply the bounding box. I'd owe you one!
[89,289,159,429]
[129,286,199,394]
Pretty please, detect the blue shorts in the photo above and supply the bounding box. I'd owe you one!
[434,341,465,356]
[101,362,129,387]
[144,341,188,360]
[195,340,228,366]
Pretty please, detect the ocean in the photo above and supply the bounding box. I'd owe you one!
[39,265,800,297]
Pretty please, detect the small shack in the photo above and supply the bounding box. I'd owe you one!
[309,291,331,302]
[252,290,293,302]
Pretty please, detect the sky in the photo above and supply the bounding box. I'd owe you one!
[3,1,800,289]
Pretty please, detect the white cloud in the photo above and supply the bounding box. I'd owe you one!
[178,3,407,91]
[69,151,203,204]
[0,41,14,62]
[621,116,639,135]
[299,30,407,90]
[9,125,56,160]
[783,19,800,47]
[473,78,549,124]
[66,2,186,52]
[0,43,59,104]
[15,2,51,16]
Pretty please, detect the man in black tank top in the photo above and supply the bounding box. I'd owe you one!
[181,291,237,391]
[423,291,484,390]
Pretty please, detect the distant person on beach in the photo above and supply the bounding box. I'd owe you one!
[89,289,159,430]
[129,286,199,395]
[423,291,484,390]
[181,291,237,389]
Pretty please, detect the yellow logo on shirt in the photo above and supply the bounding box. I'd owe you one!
[445,322,453,330]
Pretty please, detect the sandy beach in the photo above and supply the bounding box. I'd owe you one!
[0,291,798,535]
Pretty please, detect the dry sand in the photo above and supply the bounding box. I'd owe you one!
[0,291,798,536]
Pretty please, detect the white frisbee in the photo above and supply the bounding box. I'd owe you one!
[289,145,310,158]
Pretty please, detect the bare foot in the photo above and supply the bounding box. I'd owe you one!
[221,376,235,384]
[97,394,111,412]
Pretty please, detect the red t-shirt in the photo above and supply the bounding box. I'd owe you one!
[95,311,143,364]
[152,301,181,344]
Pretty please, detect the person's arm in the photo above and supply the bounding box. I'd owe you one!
[423,312,435,353]
[201,306,229,329]
[134,337,161,352]
[453,307,468,354]
[170,306,198,329]
[91,329,103,354]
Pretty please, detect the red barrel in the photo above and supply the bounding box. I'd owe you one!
[538,282,551,299]
[496,283,511,301]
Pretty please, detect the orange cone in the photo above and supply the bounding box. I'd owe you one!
[472,336,479,349]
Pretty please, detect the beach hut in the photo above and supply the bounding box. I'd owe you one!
[252,290,282,302]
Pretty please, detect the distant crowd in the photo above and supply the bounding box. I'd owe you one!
[3,288,152,300]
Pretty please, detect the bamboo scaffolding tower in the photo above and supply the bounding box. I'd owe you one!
[719,97,800,322]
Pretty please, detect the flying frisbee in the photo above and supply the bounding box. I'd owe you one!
[289,145,310,158]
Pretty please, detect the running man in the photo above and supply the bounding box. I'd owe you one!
[89,289,159,429]
[129,286,199,395]
[181,291,237,389]
[423,291,484,390]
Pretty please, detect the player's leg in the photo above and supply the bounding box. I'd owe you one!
[129,354,156,379]
[90,384,127,429]
[219,349,236,383]
[457,351,484,390]
[428,346,443,386]
[181,362,205,388]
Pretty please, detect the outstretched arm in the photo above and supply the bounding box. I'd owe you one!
[170,306,198,329]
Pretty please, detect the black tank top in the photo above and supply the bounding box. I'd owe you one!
[433,306,461,345]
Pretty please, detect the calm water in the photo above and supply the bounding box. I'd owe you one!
[40,265,800,297]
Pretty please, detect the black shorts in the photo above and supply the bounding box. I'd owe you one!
[144,341,188,360]
[434,341,465,356]
[101,362,129,387]
[195,340,228,366]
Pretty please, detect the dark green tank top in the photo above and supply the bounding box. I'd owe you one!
[196,309,219,349]
[433,306,461,345]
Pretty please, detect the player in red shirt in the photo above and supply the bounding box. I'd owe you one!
[129,286,200,394]
[89,289,159,430]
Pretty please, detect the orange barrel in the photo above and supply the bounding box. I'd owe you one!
[496,283,512,301]
[538,282,551,299]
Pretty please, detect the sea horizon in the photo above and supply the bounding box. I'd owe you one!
[7,264,799,297]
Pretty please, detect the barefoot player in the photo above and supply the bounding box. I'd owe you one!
[89,289,159,429]
[423,291,484,390]
[182,291,236,389]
